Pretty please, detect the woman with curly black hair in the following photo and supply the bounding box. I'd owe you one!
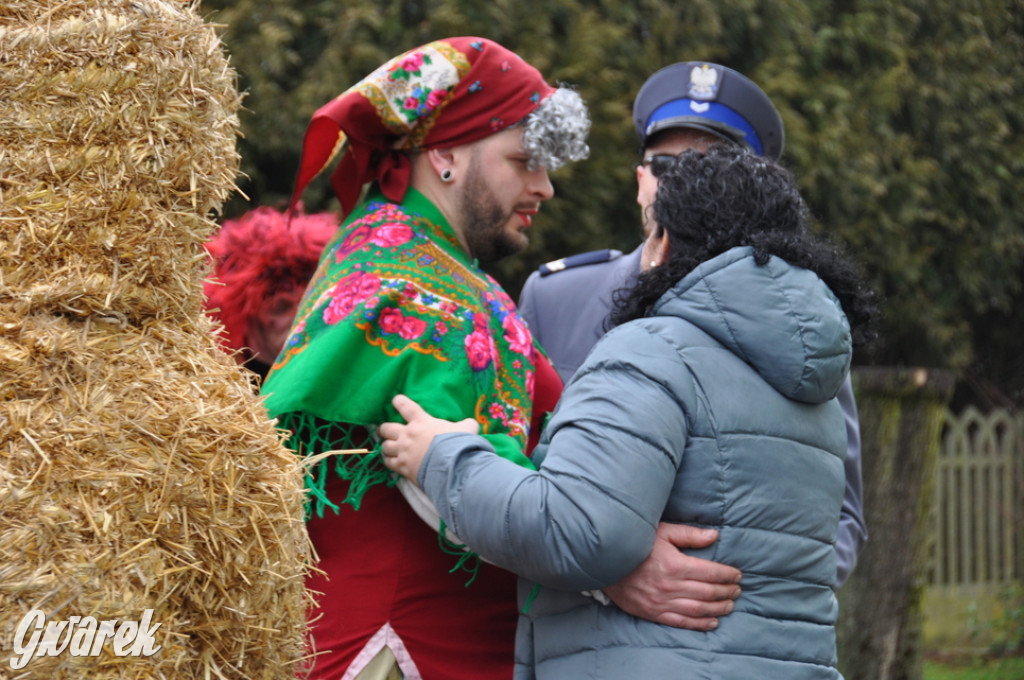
[611,145,878,342]
[380,144,877,679]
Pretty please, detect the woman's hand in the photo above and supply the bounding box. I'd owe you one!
[378,394,479,483]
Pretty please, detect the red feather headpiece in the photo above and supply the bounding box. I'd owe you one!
[203,206,338,353]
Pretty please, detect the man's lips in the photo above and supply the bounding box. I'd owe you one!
[516,209,538,227]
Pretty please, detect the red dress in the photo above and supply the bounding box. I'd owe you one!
[304,353,563,679]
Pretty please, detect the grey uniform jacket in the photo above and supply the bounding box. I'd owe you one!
[519,245,867,585]
[419,247,849,679]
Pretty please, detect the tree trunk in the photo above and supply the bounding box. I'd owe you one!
[837,367,956,680]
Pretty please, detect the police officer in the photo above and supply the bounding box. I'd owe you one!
[521,62,786,381]
[519,62,867,625]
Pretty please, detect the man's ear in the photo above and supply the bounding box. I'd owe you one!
[426,147,456,178]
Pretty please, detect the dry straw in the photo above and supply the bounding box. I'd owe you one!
[1,1,314,677]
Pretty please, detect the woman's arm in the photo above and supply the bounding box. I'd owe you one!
[380,348,688,592]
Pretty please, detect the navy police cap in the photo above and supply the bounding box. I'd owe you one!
[633,62,784,160]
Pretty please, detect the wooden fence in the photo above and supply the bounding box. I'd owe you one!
[923,407,1023,649]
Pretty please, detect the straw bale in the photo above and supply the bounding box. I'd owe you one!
[0,0,244,323]
[1,2,313,678]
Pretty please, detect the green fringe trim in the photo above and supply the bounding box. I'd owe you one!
[278,411,485,586]
[438,519,481,586]
[278,411,396,519]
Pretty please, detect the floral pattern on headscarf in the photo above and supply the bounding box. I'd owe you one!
[289,37,556,218]
[357,42,466,137]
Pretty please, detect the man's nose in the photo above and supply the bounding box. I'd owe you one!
[530,168,554,201]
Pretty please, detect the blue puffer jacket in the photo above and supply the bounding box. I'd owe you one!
[418,247,851,679]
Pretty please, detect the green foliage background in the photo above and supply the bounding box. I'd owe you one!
[200,0,1024,405]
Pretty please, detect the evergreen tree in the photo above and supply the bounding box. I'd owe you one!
[201,0,1024,404]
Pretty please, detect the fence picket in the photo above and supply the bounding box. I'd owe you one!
[928,407,1022,586]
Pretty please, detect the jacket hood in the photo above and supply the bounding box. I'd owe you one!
[653,246,852,404]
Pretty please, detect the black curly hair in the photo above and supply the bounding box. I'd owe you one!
[609,145,879,347]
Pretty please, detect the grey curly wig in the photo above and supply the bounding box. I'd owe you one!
[519,87,591,170]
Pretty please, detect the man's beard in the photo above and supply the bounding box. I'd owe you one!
[459,164,527,264]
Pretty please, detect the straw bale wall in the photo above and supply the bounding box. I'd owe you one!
[0,1,313,677]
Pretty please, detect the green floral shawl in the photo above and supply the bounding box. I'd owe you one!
[262,187,537,517]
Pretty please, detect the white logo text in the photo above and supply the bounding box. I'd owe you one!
[10,609,162,670]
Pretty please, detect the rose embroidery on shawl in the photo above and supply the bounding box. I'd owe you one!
[368,201,406,223]
[488,402,508,424]
[465,330,496,371]
[465,314,497,371]
[502,314,532,356]
[323,271,381,325]
[335,224,372,261]
[509,411,528,436]
[493,286,515,307]
[379,307,428,340]
[369,223,414,248]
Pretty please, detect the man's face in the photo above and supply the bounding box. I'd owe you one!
[458,127,555,264]
[635,128,719,236]
[246,287,305,366]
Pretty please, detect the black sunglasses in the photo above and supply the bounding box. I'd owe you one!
[638,153,679,177]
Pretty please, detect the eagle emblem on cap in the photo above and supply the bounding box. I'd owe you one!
[687,64,721,101]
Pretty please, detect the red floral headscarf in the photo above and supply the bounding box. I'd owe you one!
[289,37,555,217]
